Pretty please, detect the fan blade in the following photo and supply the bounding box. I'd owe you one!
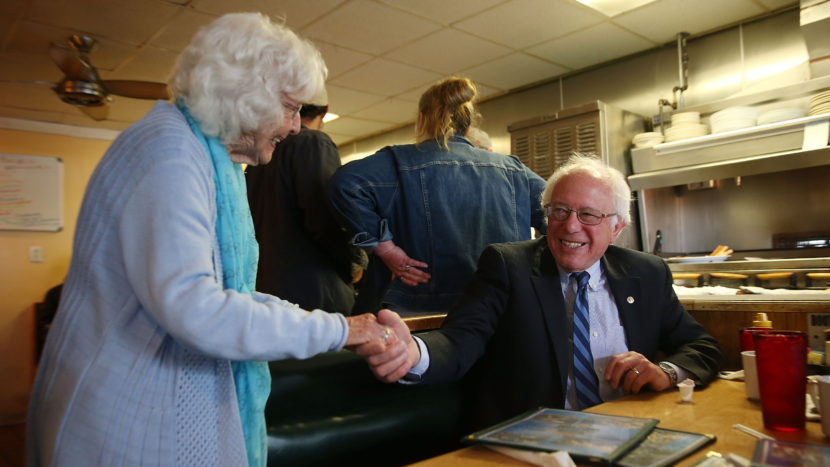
[79,102,110,121]
[49,42,96,82]
[103,80,169,100]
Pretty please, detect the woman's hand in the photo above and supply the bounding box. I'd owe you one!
[352,309,419,383]
[344,313,395,348]
[374,240,431,286]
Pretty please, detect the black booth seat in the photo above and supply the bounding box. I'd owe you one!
[265,348,462,466]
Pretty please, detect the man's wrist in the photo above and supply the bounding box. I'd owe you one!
[658,361,678,386]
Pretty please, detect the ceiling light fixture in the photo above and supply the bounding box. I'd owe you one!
[575,0,657,17]
[323,113,339,123]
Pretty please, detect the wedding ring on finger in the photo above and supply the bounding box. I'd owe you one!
[381,328,392,343]
[629,367,640,376]
[405,265,411,272]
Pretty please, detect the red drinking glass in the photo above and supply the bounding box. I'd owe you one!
[752,331,807,431]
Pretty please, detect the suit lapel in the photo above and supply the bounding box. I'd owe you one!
[529,241,571,394]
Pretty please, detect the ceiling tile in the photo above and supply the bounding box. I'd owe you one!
[190,0,346,29]
[379,0,505,25]
[454,0,604,49]
[462,52,568,90]
[301,0,441,55]
[0,0,26,18]
[104,45,178,82]
[475,82,504,101]
[352,97,418,124]
[612,0,765,43]
[324,116,395,136]
[26,0,182,45]
[326,132,353,145]
[313,42,373,79]
[151,8,217,51]
[326,84,386,115]
[330,58,442,96]
[527,22,656,70]
[105,98,157,122]
[0,81,61,110]
[384,28,511,74]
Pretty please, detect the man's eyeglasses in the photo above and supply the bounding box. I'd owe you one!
[544,204,616,226]
[283,101,302,118]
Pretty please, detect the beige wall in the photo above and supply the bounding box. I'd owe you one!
[0,128,109,424]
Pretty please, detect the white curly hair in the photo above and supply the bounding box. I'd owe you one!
[169,12,327,144]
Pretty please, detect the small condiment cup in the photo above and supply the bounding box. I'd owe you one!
[677,378,695,402]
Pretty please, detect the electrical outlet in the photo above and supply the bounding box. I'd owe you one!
[807,313,830,350]
[29,246,43,263]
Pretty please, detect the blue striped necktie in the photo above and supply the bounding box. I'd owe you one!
[572,271,602,409]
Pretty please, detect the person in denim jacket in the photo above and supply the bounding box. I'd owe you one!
[329,77,547,315]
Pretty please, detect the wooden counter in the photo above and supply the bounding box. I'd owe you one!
[410,379,830,466]
[400,296,830,369]
[681,296,830,370]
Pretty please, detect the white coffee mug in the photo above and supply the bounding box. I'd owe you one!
[742,350,759,401]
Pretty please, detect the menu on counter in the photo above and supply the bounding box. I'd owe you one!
[464,407,658,464]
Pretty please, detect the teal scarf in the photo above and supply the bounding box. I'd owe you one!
[178,102,270,467]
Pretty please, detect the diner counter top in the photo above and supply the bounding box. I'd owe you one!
[401,295,830,333]
[409,378,829,466]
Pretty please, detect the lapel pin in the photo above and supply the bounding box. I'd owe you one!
[627,296,634,304]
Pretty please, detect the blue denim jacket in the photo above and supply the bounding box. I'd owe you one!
[329,135,547,312]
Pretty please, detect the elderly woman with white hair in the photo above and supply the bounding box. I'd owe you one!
[26,13,405,467]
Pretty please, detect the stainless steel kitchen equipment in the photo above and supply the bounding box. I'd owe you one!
[508,100,647,250]
[629,76,830,261]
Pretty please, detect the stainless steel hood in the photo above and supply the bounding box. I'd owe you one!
[629,119,830,190]
[628,76,830,191]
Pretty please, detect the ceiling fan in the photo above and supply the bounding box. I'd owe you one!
[47,34,170,120]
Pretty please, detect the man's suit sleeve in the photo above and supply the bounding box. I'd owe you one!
[419,244,512,384]
[656,259,724,386]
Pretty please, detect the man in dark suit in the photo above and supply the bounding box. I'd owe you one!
[361,154,723,433]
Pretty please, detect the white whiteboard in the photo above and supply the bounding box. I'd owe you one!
[0,153,63,231]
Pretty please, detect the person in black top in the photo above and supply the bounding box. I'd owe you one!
[247,86,366,315]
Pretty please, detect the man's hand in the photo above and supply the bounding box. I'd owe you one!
[353,309,420,383]
[374,240,431,286]
[604,351,672,394]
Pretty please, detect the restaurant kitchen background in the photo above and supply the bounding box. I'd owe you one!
[2,2,829,423]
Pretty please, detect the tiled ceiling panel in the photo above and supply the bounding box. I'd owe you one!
[614,0,766,43]
[330,58,443,96]
[463,53,569,90]
[454,0,603,49]
[0,0,798,144]
[527,23,656,70]
[300,0,441,55]
[383,28,512,75]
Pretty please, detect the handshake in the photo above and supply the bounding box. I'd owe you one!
[344,309,420,383]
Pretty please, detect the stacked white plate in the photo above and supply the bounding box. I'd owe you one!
[632,131,664,148]
[664,111,708,142]
[710,106,757,133]
[757,107,805,125]
[809,90,830,116]
[671,111,700,125]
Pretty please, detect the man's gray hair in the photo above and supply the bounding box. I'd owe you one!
[540,153,632,226]
[170,13,327,144]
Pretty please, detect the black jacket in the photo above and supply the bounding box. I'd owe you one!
[246,126,363,315]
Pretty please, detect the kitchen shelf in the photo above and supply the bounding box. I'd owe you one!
[628,114,830,190]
